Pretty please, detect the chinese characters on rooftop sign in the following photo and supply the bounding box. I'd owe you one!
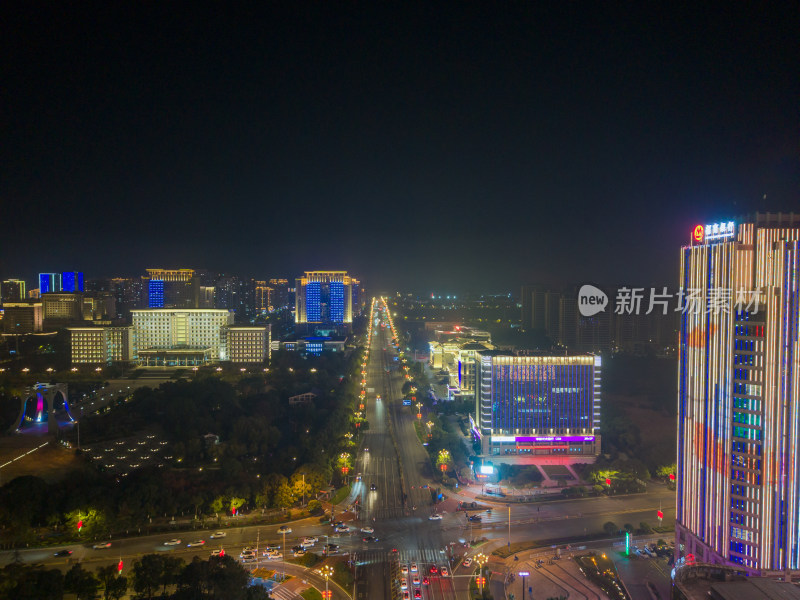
[693,221,735,245]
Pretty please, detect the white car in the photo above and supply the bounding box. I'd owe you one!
[335,525,350,533]
[412,575,420,585]
[411,563,418,573]
[428,514,443,520]
[211,549,224,557]
[360,526,374,534]
[187,540,206,547]
[301,536,318,545]
[401,578,408,590]
[401,565,409,575]
[210,531,226,539]
[266,552,283,560]
[463,557,473,567]
[164,539,182,546]
[441,567,450,577]
[293,548,306,557]
[93,542,112,549]
[277,525,292,534]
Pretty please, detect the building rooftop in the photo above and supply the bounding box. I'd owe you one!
[709,578,800,600]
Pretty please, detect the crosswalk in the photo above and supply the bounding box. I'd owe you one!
[269,586,299,600]
[355,548,451,566]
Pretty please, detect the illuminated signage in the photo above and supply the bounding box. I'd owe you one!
[492,435,595,443]
[693,221,734,244]
[479,465,494,475]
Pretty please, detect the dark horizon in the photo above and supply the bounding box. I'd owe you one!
[2,4,798,293]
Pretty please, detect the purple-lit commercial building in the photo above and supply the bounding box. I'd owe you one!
[475,350,601,461]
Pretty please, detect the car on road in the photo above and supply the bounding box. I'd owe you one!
[401,578,408,590]
[429,565,438,574]
[331,520,344,528]
[365,446,370,451]
[277,525,292,534]
[401,565,409,574]
[335,525,350,533]
[410,563,418,572]
[362,536,379,542]
[187,540,206,547]
[414,589,421,599]
[402,592,409,600]
[468,514,482,522]
[266,552,283,560]
[164,539,182,546]
[370,483,377,491]
[462,557,472,567]
[292,548,306,557]
[422,577,430,586]
[356,473,362,481]
[326,543,339,552]
[441,567,450,577]
[210,531,226,539]
[211,549,225,557]
[93,542,112,549]
[412,575,420,585]
[428,513,443,520]
[54,549,73,556]
[360,526,374,534]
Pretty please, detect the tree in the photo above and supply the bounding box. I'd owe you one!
[208,555,250,598]
[64,564,100,600]
[96,566,127,600]
[275,481,295,508]
[132,554,164,600]
[639,521,653,534]
[603,521,618,536]
[159,555,184,596]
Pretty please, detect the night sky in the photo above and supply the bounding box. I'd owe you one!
[2,4,798,293]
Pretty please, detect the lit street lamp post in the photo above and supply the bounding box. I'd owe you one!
[321,564,334,599]
[476,553,487,595]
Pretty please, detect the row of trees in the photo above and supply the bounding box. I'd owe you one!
[0,554,270,600]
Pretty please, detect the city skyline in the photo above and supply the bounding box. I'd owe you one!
[2,4,797,292]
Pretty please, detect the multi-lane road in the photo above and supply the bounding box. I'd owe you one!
[1,300,675,600]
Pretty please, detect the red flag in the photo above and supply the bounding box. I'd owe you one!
[117,559,123,573]
[77,520,83,531]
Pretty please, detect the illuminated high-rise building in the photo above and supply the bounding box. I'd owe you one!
[1,279,26,304]
[145,269,196,308]
[39,273,61,294]
[255,281,272,312]
[475,350,601,460]
[268,279,289,309]
[61,271,84,292]
[676,213,800,574]
[295,271,353,334]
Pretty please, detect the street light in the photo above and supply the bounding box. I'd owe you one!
[519,570,530,600]
[475,553,487,594]
[321,564,334,599]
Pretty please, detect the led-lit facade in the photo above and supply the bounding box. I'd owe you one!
[39,273,61,294]
[1,279,26,304]
[146,269,196,308]
[61,271,84,292]
[677,212,800,575]
[295,271,353,334]
[475,351,601,459]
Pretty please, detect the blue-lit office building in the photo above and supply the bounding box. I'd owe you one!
[39,273,62,294]
[475,350,601,461]
[295,271,354,335]
[61,271,84,292]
